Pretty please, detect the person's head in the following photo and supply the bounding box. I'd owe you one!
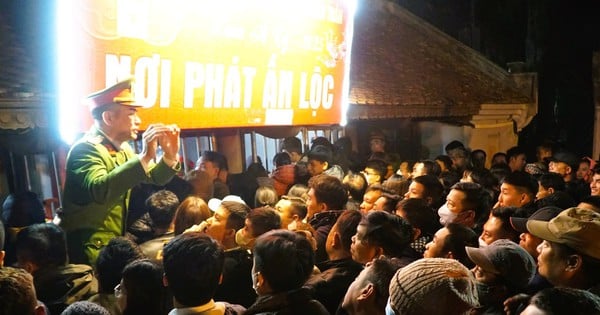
[146,190,179,233]
[435,155,453,173]
[325,210,362,258]
[577,158,593,183]
[343,171,368,202]
[117,259,165,315]
[536,142,554,163]
[509,206,562,259]
[445,140,465,154]
[14,223,67,274]
[287,184,309,202]
[424,223,479,268]
[2,191,45,231]
[439,182,491,229]
[498,171,537,207]
[87,77,142,142]
[252,230,314,295]
[307,145,333,176]
[491,152,507,166]
[412,160,441,179]
[536,173,566,200]
[173,196,211,235]
[447,146,470,172]
[281,137,303,163]
[373,193,401,214]
[520,287,600,315]
[184,169,214,202]
[395,198,437,242]
[95,237,144,293]
[527,207,600,288]
[350,211,413,264]
[369,129,386,153]
[480,206,526,245]
[506,146,527,172]
[461,167,498,193]
[236,207,281,249]
[364,159,388,186]
[197,151,226,181]
[0,266,45,315]
[471,149,487,170]
[307,175,348,218]
[254,186,278,208]
[273,152,292,168]
[342,256,403,314]
[549,151,579,182]
[163,232,224,307]
[360,184,384,214]
[61,301,110,315]
[404,175,444,207]
[204,200,250,248]
[386,258,479,315]
[274,196,307,229]
[466,239,536,296]
[590,164,600,196]
[0,219,5,266]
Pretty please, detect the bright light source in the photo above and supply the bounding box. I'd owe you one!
[340,0,357,127]
[56,0,79,144]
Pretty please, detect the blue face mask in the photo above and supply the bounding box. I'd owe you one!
[385,299,396,315]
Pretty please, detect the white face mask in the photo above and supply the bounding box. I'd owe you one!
[478,237,488,248]
[385,299,396,315]
[438,204,458,226]
[235,229,255,248]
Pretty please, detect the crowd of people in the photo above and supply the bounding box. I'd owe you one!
[3,79,600,314]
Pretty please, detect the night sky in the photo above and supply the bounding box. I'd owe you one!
[1,0,600,156]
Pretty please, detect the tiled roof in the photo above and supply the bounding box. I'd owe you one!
[347,0,533,120]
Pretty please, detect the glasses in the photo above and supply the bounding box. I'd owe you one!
[114,283,124,298]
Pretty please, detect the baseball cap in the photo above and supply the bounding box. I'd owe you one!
[85,77,142,110]
[510,206,562,233]
[466,239,536,289]
[207,195,246,212]
[526,207,600,259]
[550,151,579,170]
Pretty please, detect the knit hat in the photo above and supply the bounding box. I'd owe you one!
[388,258,479,315]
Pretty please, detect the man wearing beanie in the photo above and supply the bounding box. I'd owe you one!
[385,258,479,315]
[466,239,536,314]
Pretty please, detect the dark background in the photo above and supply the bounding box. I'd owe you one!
[1,0,600,157]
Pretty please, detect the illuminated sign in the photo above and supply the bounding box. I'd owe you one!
[58,0,354,137]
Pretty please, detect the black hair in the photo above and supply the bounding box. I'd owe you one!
[221,201,250,231]
[378,192,402,214]
[146,190,180,230]
[0,267,37,315]
[333,210,363,252]
[163,232,225,307]
[360,211,413,259]
[471,149,487,170]
[538,173,566,191]
[417,160,442,178]
[308,175,348,210]
[95,237,144,293]
[506,146,526,161]
[15,223,67,267]
[450,182,492,228]
[360,256,404,308]
[412,174,444,207]
[435,155,453,171]
[396,198,437,236]
[489,206,527,243]
[2,191,45,227]
[343,172,368,202]
[442,223,479,268]
[200,151,228,170]
[528,287,600,315]
[365,159,388,180]
[281,137,303,154]
[253,230,314,293]
[247,207,281,238]
[121,259,166,315]
[273,152,292,167]
[551,242,600,287]
[502,171,539,197]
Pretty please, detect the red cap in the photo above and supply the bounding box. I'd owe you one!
[85,77,143,110]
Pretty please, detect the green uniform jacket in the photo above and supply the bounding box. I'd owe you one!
[61,127,178,266]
